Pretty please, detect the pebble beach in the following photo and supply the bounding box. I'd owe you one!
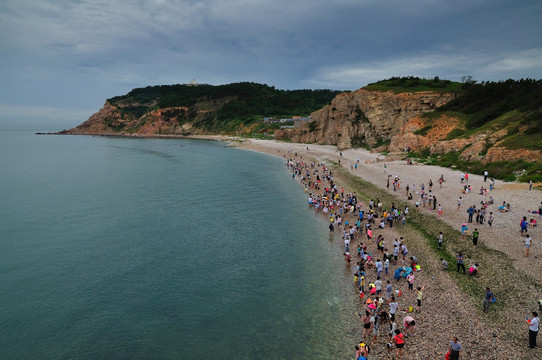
[238,139,542,359]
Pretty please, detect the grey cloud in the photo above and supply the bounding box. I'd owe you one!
[1,0,541,126]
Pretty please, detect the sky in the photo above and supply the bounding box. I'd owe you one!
[1,0,541,130]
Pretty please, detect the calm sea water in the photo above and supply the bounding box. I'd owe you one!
[0,132,358,359]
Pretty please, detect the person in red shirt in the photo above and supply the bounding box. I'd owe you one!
[393,329,405,359]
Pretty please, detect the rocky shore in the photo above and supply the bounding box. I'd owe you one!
[239,139,542,359]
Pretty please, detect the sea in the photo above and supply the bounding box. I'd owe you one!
[0,130,358,359]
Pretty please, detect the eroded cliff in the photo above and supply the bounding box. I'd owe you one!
[286,89,454,150]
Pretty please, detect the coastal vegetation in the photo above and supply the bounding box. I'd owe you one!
[363,76,462,93]
[106,82,342,134]
[406,79,542,182]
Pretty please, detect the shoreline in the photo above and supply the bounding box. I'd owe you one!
[41,132,542,356]
[37,131,239,142]
[236,138,542,359]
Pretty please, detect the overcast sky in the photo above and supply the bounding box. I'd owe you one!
[1,0,541,130]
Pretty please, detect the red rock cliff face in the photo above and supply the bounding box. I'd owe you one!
[68,101,122,133]
[68,102,202,135]
[290,89,454,150]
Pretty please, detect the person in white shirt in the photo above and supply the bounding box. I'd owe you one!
[374,277,382,296]
[527,311,539,348]
[389,297,399,321]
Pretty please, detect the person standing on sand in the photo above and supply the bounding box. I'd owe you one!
[407,272,414,291]
[457,197,462,210]
[484,170,488,182]
[529,180,533,191]
[488,212,494,227]
[361,310,372,338]
[472,228,479,248]
[449,337,462,360]
[527,311,540,349]
[467,206,474,223]
[389,296,399,320]
[483,287,494,313]
[393,329,405,359]
[461,223,468,240]
[521,216,529,235]
[416,285,426,313]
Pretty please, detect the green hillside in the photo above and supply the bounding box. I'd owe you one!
[408,79,542,182]
[107,82,342,133]
[364,76,462,93]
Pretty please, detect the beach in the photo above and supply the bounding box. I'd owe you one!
[238,139,542,359]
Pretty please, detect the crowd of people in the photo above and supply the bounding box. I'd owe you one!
[285,154,541,358]
[286,157,436,359]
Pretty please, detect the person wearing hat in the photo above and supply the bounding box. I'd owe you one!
[527,311,540,349]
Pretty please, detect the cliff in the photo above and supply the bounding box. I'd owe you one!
[64,78,542,182]
[284,89,454,150]
[64,82,342,136]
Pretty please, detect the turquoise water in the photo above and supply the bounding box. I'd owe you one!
[0,132,358,359]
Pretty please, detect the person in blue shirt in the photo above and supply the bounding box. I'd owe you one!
[467,206,474,223]
[483,287,494,313]
[449,337,462,360]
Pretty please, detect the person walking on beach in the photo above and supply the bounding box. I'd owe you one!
[449,337,462,360]
[527,311,540,349]
[483,287,494,313]
[488,212,494,227]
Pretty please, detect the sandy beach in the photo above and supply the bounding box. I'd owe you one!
[237,139,542,359]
